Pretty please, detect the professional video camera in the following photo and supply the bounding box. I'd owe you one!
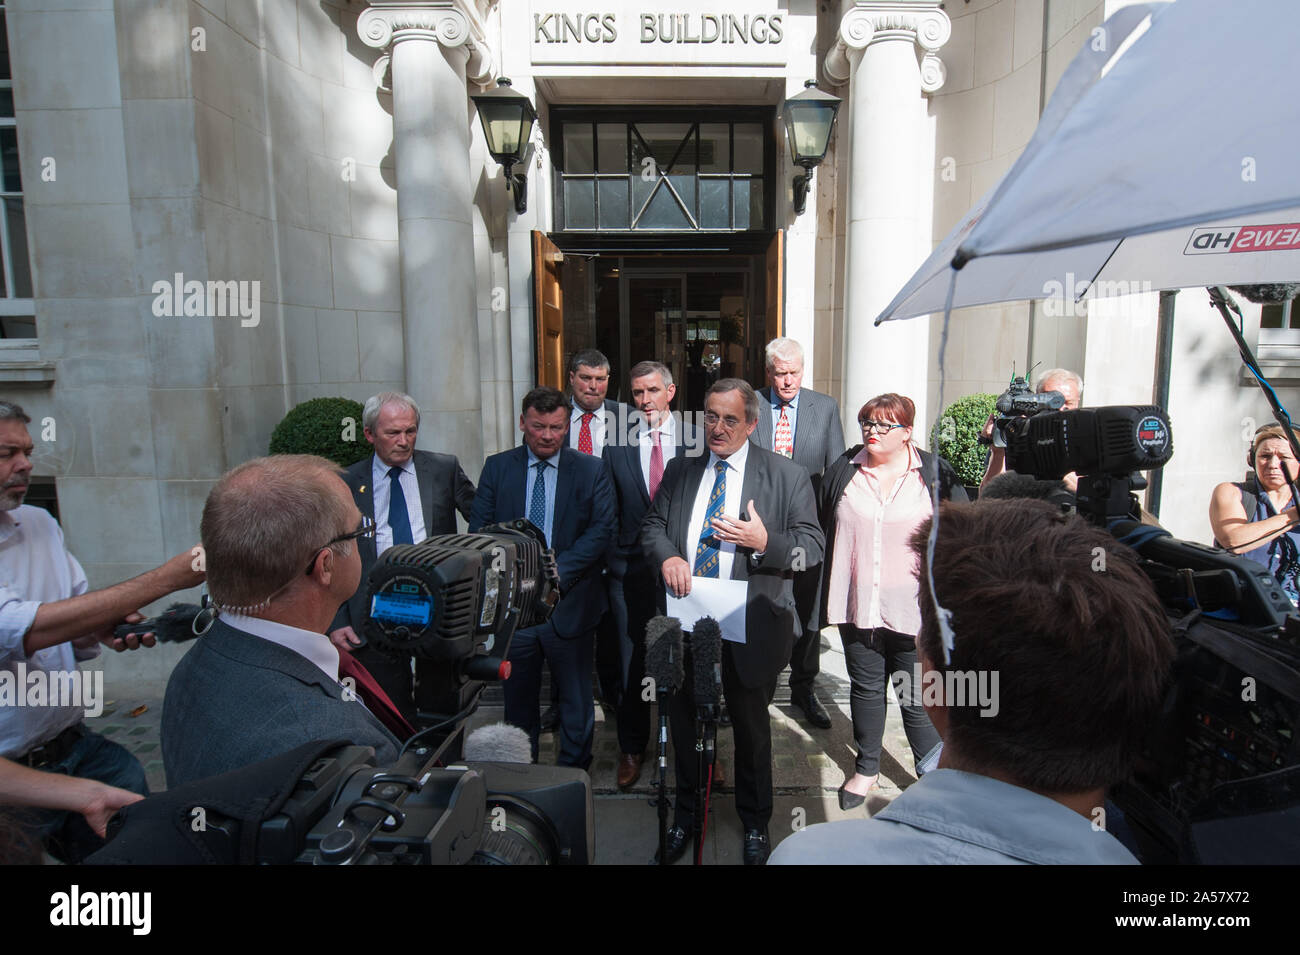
[93,520,597,865]
[993,401,1300,862]
[987,371,1065,448]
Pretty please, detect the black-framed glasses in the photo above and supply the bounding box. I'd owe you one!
[304,516,375,574]
[859,419,906,435]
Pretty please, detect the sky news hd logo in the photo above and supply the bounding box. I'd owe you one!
[1184,223,1300,254]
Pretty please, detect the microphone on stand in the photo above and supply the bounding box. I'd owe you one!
[645,615,683,867]
[688,616,723,865]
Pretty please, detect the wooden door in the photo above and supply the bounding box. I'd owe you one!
[764,229,784,343]
[532,231,565,388]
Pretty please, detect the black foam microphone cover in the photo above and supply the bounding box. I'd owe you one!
[691,616,722,706]
[112,602,207,643]
[645,615,684,694]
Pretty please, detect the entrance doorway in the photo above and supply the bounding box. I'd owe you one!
[532,234,783,408]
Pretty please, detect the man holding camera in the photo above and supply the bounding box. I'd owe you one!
[981,368,1083,491]
[770,498,1173,864]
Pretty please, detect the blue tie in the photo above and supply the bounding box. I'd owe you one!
[693,462,727,578]
[529,459,549,543]
[388,466,413,546]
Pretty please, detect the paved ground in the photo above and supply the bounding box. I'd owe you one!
[86,630,923,864]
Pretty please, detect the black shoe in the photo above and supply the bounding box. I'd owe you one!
[743,828,770,866]
[837,783,866,811]
[652,825,689,865]
[719,703,732,727]
[791,691,832,729]
[540,705,558,733]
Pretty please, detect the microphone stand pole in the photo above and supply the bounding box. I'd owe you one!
[656,688,671,866]
[692,704,718,866]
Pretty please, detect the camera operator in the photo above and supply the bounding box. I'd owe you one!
[980,368,1083,492]
[770,499,1174,864]
[162,455,407,788]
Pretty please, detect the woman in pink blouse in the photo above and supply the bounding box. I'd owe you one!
[816,394,967,809]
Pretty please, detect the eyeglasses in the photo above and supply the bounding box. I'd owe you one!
[703,411,746,432]
[859,420,906,435]
[304,515,375,575]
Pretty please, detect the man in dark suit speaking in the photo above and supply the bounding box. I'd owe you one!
[470,387,615,769]
[752,337,845,729]
[329,391,475,723]
[163,455,404,787]
[642,379,823,864]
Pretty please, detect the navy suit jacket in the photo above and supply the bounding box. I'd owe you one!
[161,619,401,787]
[753,387,846,487]
[602,422,701,576]
[331,449,476,634]
[640,445,824,689]
[469,445,615,637]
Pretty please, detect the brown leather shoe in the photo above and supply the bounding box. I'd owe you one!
[617,752,645,789]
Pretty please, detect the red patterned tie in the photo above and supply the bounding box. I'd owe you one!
[578,412,594,455]
[649,429,664,500]
[774,404,793,457]
[337,651,416,741]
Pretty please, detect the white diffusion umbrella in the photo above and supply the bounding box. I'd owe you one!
[876,0,1300,324]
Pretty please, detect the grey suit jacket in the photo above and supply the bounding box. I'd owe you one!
[331,449,476,634]
[753,387,846,484]
[161,619,401,787]
[640,445,824,688]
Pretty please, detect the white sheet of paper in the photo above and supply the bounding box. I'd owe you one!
[665,577,749,644]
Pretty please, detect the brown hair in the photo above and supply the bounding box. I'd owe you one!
[858,393,915,429]
[1251,424,1297,457]
[910,499,1175,793]
[201,455,352,609]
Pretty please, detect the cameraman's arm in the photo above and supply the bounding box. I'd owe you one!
[1210,481,1299,552]
[978,414,1007,490]
[0,758,143,838]
[13,549,203,658]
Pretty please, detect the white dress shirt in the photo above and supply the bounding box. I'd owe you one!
[686,441,750,581]
[371,455,427,555]
[0,505,96,757]
[638,412,679,493]
[221,612,341,683]
[569,403,608,455]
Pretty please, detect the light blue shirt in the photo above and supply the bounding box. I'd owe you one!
[769,769,1138,865]
[524,448,560,545]
[769,391,799,448]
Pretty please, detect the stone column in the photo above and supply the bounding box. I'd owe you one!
[359,2,494,469]
[824,1,949,441]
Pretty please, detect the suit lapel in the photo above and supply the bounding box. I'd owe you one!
[554,448,574,544]
[354,457,377,564]
[673,454,709,553]
[734,450,767,581]
[755,390,773,451]
[505,446,528,520]
[415,451,435,532]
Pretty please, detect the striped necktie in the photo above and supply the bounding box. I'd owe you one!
[693,462,727,578]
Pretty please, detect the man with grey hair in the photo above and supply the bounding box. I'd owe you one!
[643,378,823,864]
[752,337,844,730]
[0,400,202,861]
[329,391,475,723]
[979,368,1085,491]
[163,454,405,787]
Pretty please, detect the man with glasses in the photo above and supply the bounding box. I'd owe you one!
[329,391,476,724]
[163,455,406,787]
[752,337,845,730]
[642,379,823,864]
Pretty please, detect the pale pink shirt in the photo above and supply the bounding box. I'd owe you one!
[825,444,932,635]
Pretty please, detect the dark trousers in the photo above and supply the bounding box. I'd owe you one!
[504,619,595,770]
[594,604,623,706]
[838,624,940,776]
[608,563,657,755]
[669,642,777,832]
[786,565,823,694]
[28,725,148,864]
[352,642,416,725]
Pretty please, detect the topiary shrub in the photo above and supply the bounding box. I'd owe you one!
[268,396,370,468]
[930,393,997,489]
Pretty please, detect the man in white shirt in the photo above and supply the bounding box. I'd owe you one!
[0,401,202,861]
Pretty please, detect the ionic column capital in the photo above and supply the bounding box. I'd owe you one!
[823,1,951,92]
[358,1,496,87]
